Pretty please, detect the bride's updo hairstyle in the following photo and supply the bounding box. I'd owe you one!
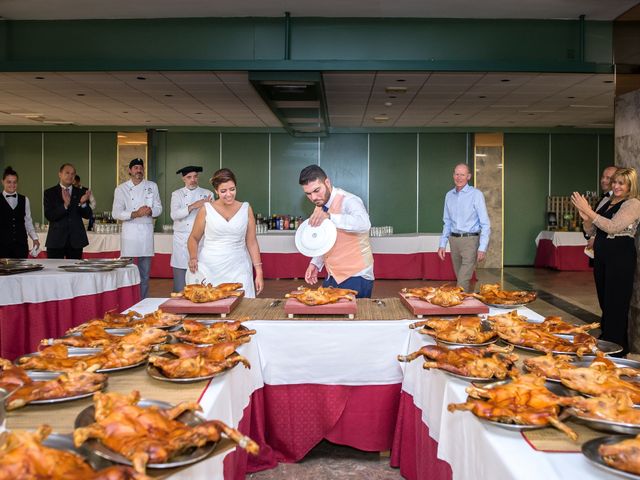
[210,168,237,191]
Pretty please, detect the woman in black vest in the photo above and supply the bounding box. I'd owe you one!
[0,166,40,258]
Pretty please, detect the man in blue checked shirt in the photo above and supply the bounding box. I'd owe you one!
[437,163,491,292]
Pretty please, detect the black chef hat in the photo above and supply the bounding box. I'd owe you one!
[176,165,203,176]
[128,158,144,169]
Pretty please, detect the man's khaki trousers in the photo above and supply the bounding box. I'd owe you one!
[449,235,479,292]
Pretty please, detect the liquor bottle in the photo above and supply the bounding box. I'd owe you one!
[284,215,290,230]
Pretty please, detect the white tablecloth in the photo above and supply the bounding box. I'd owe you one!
[125,300,609,480]
[401,306,611,480]
[0,259,140,306]
[35,232,448,255]
[535,231,587,247]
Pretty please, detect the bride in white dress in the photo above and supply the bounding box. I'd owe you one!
[187,168,263,297]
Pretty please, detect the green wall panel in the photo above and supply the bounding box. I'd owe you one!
[90,132,117,215]
[319,134,368,207]
[158,133,220,226]
[270,134,318,218]
[1,18,612,71]
[369,134,417,233]
[418,133,468,232]
[43,133,89,193]
[221,133,270,218]
[598,133,614,173]
[550,134,598,196]
[504,134,550,266]
[1,133,43,223]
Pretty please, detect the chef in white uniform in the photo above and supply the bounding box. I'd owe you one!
[170,165,212,292]
[112,158,162,298]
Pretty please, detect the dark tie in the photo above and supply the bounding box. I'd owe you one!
[5,194,16,198]
[322,205,329,213]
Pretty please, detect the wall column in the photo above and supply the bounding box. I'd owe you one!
[474,133,503,269]
[615,89,640,352]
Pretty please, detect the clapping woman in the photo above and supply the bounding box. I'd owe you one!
[571,167,640,355]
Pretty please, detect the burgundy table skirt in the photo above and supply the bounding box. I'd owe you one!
[39,251,464,280]
[224,383,402,478]
[262,252,460,280]
[390,391,452,480]
[0,284,140,360]
[534,239,591,271]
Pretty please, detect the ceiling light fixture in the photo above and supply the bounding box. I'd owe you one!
[569,104,608,108]
[384,102,393,107]
[34,76,45,80]
[9,112,44,117]
[385,86,407,94]
[136,76,146,80]
[373,115,389,122]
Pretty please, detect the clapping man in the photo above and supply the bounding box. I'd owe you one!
[43,163,93,259]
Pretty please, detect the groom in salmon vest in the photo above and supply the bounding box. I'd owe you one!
[299,165,374,298]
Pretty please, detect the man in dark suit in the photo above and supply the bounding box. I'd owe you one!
[44,163,93,259]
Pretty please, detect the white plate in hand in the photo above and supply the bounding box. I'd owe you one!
[295,219,337,257]
[184,263,212,285]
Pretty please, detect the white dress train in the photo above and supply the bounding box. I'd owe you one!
[198,202,256,298]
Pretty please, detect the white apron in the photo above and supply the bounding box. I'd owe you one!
[170,186,212,269]
[113,180,161,257]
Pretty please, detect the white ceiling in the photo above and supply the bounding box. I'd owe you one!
[0,0,636,20]
[0,71,614,129]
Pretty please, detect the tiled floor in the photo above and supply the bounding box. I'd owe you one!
[148,267,602,479]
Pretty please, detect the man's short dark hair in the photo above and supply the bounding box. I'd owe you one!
[299,165,327,185]
[74,175,81,182]
[59,163,75,173]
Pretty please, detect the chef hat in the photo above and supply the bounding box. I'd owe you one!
[176,165,203,176]
[128,158,144,169]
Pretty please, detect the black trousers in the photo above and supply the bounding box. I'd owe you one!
[0,241,28,259]
[47,242,83,260]
[593,235,636,354]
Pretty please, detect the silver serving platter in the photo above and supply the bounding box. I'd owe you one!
[582,435,640,479]
[0,263,44,275]
[58,265,115,272]
[63,327,134,338]
[576,356,640,370]
[103,327,135,335]
[16,347,147,373]
[78,258,133,266]
[571,412,640,435]
[23,370,108,404]
[438,369,505,383]
[146,352,227,383]
[16,347,103,367]
[484,301,535,309]
[436,336,498,348]
[74,398,217,469]
[501,338,623,356]
[42,432,100,467]
[0,258,27,265]
[466,379,575,431]
[172,324,251,347]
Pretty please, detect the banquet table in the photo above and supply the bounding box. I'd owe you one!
[12,297,607,480]
[534,231,590,271]
[0,259,140,360]
[33,231,461,280]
